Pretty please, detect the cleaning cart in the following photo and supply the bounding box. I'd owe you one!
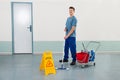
[76,41,101,68]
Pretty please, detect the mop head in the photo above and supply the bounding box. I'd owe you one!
[56,64,69,70]
[56,67,69,70]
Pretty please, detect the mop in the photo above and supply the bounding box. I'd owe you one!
[56,41,69,70]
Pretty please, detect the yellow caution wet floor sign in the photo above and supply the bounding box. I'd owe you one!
[40,51,56,75]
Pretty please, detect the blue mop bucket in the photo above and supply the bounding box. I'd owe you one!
[89,50,95,62]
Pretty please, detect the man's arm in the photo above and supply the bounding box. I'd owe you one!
[64,26,76,39]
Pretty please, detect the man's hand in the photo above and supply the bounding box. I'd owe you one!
[64,26,75,39]
[64,28,67,32]
[64,35,68,39]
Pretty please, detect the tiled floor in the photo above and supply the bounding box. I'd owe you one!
[0,54,120,80]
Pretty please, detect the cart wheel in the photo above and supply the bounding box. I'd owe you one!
[93,63,96,66]
[81,65,85,68]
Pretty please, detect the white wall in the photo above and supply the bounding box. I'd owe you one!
[78,0,120,41]
[0,0,11,41]
[0,0,120,41]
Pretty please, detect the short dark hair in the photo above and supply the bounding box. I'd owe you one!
[69,6,75,11]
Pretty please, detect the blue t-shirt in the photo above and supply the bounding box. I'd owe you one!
[66,16,77,37]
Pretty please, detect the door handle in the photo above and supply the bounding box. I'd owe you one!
[27,25,32,32]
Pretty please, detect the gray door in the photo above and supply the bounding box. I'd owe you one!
[12,2,33,54]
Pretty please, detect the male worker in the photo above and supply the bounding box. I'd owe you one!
[59,6,77,65]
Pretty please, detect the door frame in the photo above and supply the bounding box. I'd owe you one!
[11,2,34,55]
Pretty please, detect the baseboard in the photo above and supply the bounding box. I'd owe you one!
[97,51,120,54]
[0,51,120,55]
[0,52,12,55]
[34,51,120,55]
[34,52,62,55]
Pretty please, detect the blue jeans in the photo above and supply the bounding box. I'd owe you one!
[64,37,76,62]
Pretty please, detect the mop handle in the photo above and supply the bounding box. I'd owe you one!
[61,40,65,65]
